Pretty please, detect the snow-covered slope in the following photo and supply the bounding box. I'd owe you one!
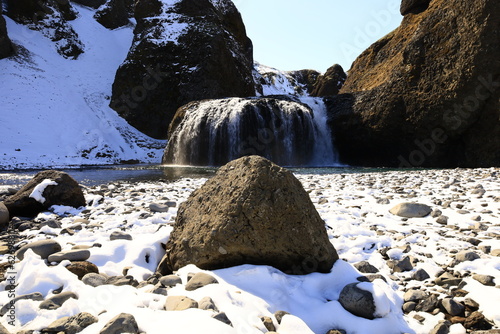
[254,62,318,97]
[0,6,165,170]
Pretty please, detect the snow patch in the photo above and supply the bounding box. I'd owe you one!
[29,179,58,204]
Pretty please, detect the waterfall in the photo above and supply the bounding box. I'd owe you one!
[163,97,340,167]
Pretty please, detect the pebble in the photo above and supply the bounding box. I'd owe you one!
[15,239,62,261]
[185,272,219,291]
[82,273,107,287]
[47,249,90,263]
[110,231,133,241]
[39,291,78,310]
[472,274,496,286]
[159,275,182,288]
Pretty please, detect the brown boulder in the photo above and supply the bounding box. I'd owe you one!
[4,170,86,218]
[0,14,14,59]
[110,0,255,139]
[311,64,346,97]
[328,0,500,168]
[160,155,338,275]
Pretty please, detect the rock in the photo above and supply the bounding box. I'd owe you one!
[161,156,338,274]
[66,261,99,279]
[110,0,255,139]
[165,296,198,311]
[41,312,98,334]
[326,331,347,334]
[159,275,182,288]
[274,311,290,324]
[464,311,493,330]
[15,239,62,261]
[106,275,138,287]
[39,291,78,310]
[4,171,85,218]
[110,231,132,241]
[436,272,462,287]
[213,312,232,326]
[403,301,417,313]
[354,261,379,274]
[430,320,451,334]
[431,209,442,218]
[310,64,346,97]
[48,250,91,263]
[0,292,43,316]
[149,203,170,213]
[99,313,139,334]
[357,274,387,283]
[198,297,218,311]
[94,0,133,29]
[388,256,414,272]
[163,97,325,166]
[0,322,10,334]
[5,0,83,59]
[415,293,439,312]
[71,0,106,8]
[338,283,376,320]
[261,316,276,332]
[389,203,432,218]
[255,67,320,96]
[403,289,428,302]
[327,0,500,168]
[472,274,495,286]
[491,249,500,257]
[185,272,218,291]
[441,298,465,316]
[455,250,480,263]
[0,202,9,228]
[400,0,431,15]
[412,268,430,281]
[82,273,107,287]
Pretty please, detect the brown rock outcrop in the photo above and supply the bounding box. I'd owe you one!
[311,64,346,97]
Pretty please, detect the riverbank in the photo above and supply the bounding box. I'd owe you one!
[0,167,498,333]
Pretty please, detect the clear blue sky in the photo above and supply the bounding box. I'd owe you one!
[233,0,403,73]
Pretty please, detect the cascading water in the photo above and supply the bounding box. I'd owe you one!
[162,97,340,167]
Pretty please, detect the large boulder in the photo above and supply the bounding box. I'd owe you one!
[310,64,346,97]
[0,14,14,59]
[110,0,256,139]
[72,0,107,9]
[5,0,83,59]
[160,155,338,275]
[327,0,500,168]
[94,0,134,29]
[4,170,86,218]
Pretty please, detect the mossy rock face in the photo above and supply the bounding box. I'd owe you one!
[110,0,255,139]
[160,156,339,275]
[327,0,500,168]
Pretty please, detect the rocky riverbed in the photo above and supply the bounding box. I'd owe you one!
[0,167,499,334]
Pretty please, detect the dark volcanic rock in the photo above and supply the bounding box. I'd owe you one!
[72,0,107,9]
[400,0,431,15]
[311,64,346,97]
[94,0,134,29]
[110,0,255,139]
[338,283,376,320]
[5,0,83,59]
[0,14,14,59]
[4,170,85,218]
[159,156,338,275]
[327,0,500,168]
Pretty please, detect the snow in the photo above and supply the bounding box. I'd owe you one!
[0,7,165,170]
[254,62,312,96]
[28,178,57,204]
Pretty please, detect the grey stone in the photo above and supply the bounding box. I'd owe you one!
[159,275,182,288]
[412,268,430,281]
[338,283,376,320]
[472,274,495,286]
[48,250,90,263]
[0,203,9,228]
[274,311,290,324]
[106,275,138,287]
[436,272,462,287]
[198,297,218,311]
[389,203,432,218]
[15,239,62,261]
[148,285,169,296]
[185,272,219,291]
[436,216,449,225]
[431,209,442,218]
[403,301,417,313]
[39,291,78,310]
[149,203,169,213]
[430,320,451,334]
[0,292,43,316]
[415,294,439,312]
[388,256,413,272]
[357,274,387,283]
[99,313,139,334]
[442,298,465,316]
[82,273,107,287]
[110,231,132,241]
[165,296,198,311]
[212,312,232,326]
[404,289,428,302]
[354,261,379,274]
[41,312,98,334]
[455,250,480,263]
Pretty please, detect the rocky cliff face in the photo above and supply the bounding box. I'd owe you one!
[94,0,134,29]
[328,0,499,167]
[0,14,14,59]
[5,0,83,59]
[110,0,256,139]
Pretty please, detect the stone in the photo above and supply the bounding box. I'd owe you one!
[41,312,98,334]
[412,268,430,281]
[161,156,338,275]
[99,313,139,334]
[15,239,62,261]
[326,331,347,334]
[212,312,232,326]
[357,274,387,283]
[48,250,91,263]
[274,311,290,324]
[261,316,276,332]
[159,275,182,288]
[66,261,99,279]
[110,231,132,241]
[472,274,495,286]
[354,261,379,274]
[165,296,198,311]
[491,249,500,257]
[389,203,432,218]
[110,0,255,139]
[327,0,500,168]
[149,203,170,213]
[185,272,218,291]
[403,289,428,302]
[415,293,439,312]
[0,202,9,228]
[464,311,492,330]
[4,171,85,218]
[0,322,10,334]
[338,283,376,320]
[39,291,78,310]
[388,256,413,272]
[198,297,218,311]
[430,320,451,334]
[0,292,43,316]
[403,301,417,313]
[455,250,480,263]
[82,273,107,287]
[72,0,106,8]
[106,275,138,287]
[310,64,346,97]
[436,272,462,287]
[94,0,133,30]
[442,298,465,316]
